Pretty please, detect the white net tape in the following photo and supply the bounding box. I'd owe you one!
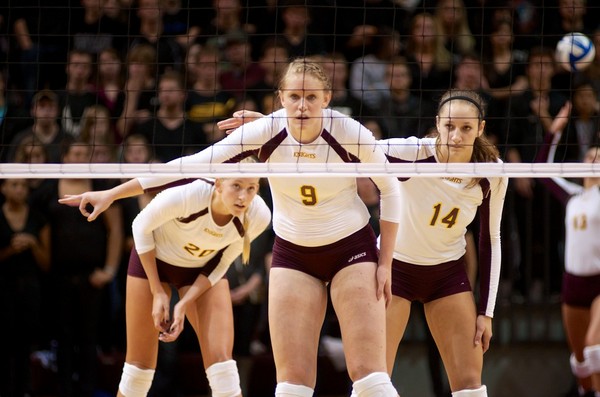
[1,162,599,179]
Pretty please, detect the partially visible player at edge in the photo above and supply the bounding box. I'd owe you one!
[379,90,507,397]
[73,174,270,396]
[538,110,600,397]
[59,58,403,397]
[217,89,508,397]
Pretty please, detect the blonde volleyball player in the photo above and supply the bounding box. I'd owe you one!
[221,90,507,396]
[59,59,402,397]
[69,176,270,397]
[377,90,507,397]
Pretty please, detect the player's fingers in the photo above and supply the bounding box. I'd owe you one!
[474,327,483,347]
[78,198,92,218]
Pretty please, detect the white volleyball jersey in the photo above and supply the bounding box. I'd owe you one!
[139,108,401,247]
[132,179,271,286]
[381,137,508,317]
[550,177,600,276]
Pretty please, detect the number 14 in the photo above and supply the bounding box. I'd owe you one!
[430,203,459,228]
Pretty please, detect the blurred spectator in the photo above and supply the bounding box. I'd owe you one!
[134,70,206,162]
[116,44,158,139]
[581,27,600,98]
[9,1,71,103]
[186,45,236,143]
[321,52,370,119]
[433,0,476,57]
[79,104,118,163]
[7,90,67,163]
[162,0,202,52]
[403,12,453,104]
[93,47,126,125]
[11,136,54,208]
[349,26,401,111]
[481,17,528,143]
[0,70,30,157]
[70,0,128,55]
[0,178,50,397]
[59,49,98,137]
[219,30,265,101]
[35,138,122,397]
[127,0,184,74]
[203,0,256,49]
[183,42,203,88]
[253,37,290,114]
[379,56,436,138]
[552,80,600,163]
[506,46,569,299]
[277,0,327,58]
[336,0,412,62]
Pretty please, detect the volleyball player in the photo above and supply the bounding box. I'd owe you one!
[539,117,600,396]
[221,90,507,396]
[379,90,507,397]
[59,59,402,397]
[117,176,270,397]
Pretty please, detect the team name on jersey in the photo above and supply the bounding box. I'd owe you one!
[204,228,223,237]
[442,177,463,184]
[294,151,316,159]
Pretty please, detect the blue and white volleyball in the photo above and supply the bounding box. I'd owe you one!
[555,33,596,72]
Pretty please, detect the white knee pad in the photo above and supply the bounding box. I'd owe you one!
[275,382,314,397]
[584,345,600,374]
[452,385,487,397]
[570,353,592,378]
[205,360,242,397]
[352,372,399,397]
[118,362,155,397]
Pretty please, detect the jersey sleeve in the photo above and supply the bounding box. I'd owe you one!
[131,186,191,254]
[137,117,270,189]
[478,174,508,317]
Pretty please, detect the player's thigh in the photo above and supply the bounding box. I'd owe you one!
[124,276,166,367]
[424,292,482,389]
[386,296,412,374]
[268,267,327,383]
[182,279,234,368]
[330,261,388,379]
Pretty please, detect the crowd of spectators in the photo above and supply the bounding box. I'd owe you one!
[0,0,599,396]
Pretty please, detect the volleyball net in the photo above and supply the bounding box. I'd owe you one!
[1,1,599,180]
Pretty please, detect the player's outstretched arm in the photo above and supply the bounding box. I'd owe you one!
[58,178,144,222]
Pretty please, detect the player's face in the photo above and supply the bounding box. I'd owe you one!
[279,74,331,140]
[436,100,484,163]
[217,178,260,218]
[583,147,600,164]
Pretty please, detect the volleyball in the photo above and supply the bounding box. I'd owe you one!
[555,32,596,72]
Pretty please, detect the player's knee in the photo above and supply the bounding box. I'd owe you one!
[451,385,487,397]
[275,382,314,397]
[118,362,155,397]
[570,353,592,378]
[205,359,242,397]
[583,345,600,374]
[352,372,399,397]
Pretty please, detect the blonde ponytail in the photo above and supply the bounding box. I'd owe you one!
[241,210,251,265]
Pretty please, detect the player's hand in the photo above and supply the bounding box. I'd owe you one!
[376,264,392,308]
[58,190,113,222]
[159,300,186,342]
[151,290,171,334]
[474,315,493,353]
[549,101,572,134]
[217,110,264,134]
